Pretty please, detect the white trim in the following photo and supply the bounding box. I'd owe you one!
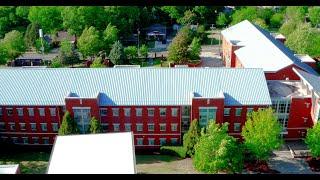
[72,107,91,110]
[286,127,309,130]
[199,107,217,109]
[134,133,181,136]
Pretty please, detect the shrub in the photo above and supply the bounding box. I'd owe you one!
[160,146,187,159]
[305,123,320,158]
[183,119,200,157]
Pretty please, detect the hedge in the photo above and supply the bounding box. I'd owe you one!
[160,146,187,159]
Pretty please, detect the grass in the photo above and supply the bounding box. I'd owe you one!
[160,146,187,159]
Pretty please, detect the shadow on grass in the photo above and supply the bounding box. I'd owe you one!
[135,154,180,165]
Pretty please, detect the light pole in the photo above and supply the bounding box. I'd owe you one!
[39,29,44,66]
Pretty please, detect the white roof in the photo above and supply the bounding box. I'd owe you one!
[294,54,316,63]
[0,164,19,174]
[47,132,136,174]
[221,20,318,74]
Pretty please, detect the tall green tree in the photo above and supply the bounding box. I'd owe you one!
[231,7,258,25]
[284,6,306,23]
[109,40,124,65]
[103,23,119,53]
[257,8,274,25]
[90,57,105,68]
[1,30,26,61]
[167,26,191,63]
[183,119,200,157]
[189,37,201,60]
[216,12,230,27]
[253,18,268,29]
[28,6,62,34]
[193,122,244,173]
[58,111,79,135]
[0,43,9,65]
[305,123,320,158]
[124,46,138,63]
[24,23,39,48]
[308,7,320,27]
[77,26,102,59]
[139,44,149,58]
[279,20,301,37]
[88,117,103,133]
[0,7,18,38]
[35,38,51,53]
[177,10,197,25]
[242,108,283,161]
[58,39,79,65]
[270,13,284,28]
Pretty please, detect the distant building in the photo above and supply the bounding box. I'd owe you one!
[146,24,166,42]
[0,164,20,174]
[47,132,136,174]
[12,51,59,67]
[44,31,76,47]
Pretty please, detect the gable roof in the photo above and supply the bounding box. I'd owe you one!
[221,20,318,75]
[47,132,136,174]
[0,68,272,106]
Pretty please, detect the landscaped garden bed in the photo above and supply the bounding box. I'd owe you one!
[306,157,320,172]
[244,159,280,174]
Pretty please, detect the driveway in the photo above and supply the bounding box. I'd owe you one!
[200,45,224,67]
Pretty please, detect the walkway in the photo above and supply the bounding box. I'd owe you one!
[200,45,224,67]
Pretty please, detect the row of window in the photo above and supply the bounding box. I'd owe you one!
[136,137,178,146]
[100,108,179,117]
[101,123,178,132]
[1,136,50,145]
[0,108,57,117]
[0,122,59,132]
[223,108,255,117]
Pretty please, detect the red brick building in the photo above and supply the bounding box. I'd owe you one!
[0,68,272,147]
[221,20,320,139]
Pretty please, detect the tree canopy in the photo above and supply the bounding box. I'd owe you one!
[58,111,79,135]
[103,23,119,53]
[90,57,105,68]
[77,26,103,58]
[88,117,103,133]
[305,123,320,158]
[0,30,26,62]
[308,7,320,27]
[109,40,124,65]
[183,119,200,157]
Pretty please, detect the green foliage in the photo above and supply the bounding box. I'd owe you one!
[216,12,230,27]
[103,23,119,53]
[305,123,320,158]
[0,43,8,64]
[177,10,197,25]
[78,26,102,58]
[308,7,320,27]
[279,20,300,37]
[139,44,148,57]
[50,57,63,68]
[24,23,39,48]
[189,37,201,60]
[87,117,103,133]
[0,7,18,38]
[193,122,244,174]
[195,25,207,44]
[257,8,274,25]
[28,6,62,34]
[167,26,191,63]
[253,18,268,29]
[58,111,79,135]
[60,39,72,56]
[58,41,80,66]
[285,23,320,57]
[90,57,105,68]
[161,6,185,20]
[124,46,138,62]
[1,30,26,61]
[284,6,306,23]
[270,13,284,28]
[231,7,258,25]
[109,40,124,65]
[160,146,187,159]
[183,119,201,157]
[35,38,51,53]
[242,108,283,161]
[15,6,30,20]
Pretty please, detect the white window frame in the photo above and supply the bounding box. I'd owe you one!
[199,107,217,127]
[148,108,155,117]
[124,108,131,117]
[9,123,15,131]
[30,123,37,132]
[171,138,178,145]
[41,123,47,132]
[171,108,178,117]
[136,108,142,117]
[12,137,18,144]
[148,123,154,132]
[38,108,45,117]
[148,138,155,146]
[160,138,166,146]
[20,123,26,131]
[171,123,178,132]
[28,108,34,116]
[50,108,56,116]
[160,108,166,116]
[0,108,2,116]
[17,108,23,116]
[137,138,143,145]
[234,123,241,132]
[101,123,109,132]
[100,108,108,117]
[52,123,59,132]
[235,108,242,117]
[136,123,143,132]
[247,108,254,114]
[0,122,5,130]
[159,123,166,131]
[7,108,13,116]
[112,108,119,117]
[43,137,49,145]
[22,137,28,144]
[125,123,131,132]
[32,137,39,144]
[224,108,230,116]
[113,123,120,132]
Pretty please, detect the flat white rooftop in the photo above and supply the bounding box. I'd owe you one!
[47,132,136,174]
[0,164,19,174]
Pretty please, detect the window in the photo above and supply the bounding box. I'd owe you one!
[171,123,178,132]
[136,108,142,117]
[101,123,109,132]
[160,138,166,146]
[278,115,289,131]
[28,108,34,116]
[38,108,45,116]
[100,108,107,116]
[235,108,242,116]
[113,124,120,132]
[125,123,131,131]
[22,137,28,144]
[234,123,241,132]
[52,123,58,132]
[148,138,155,146]
[50,108,56,116]
[148,124,154,131]
[0,108,2,116]
[20,123,26,131]
[247,108,254,115]
[17,108,23,116]
[7,108,13,116]
[181,106,190,116]
[136,124,143,132]
[224,108,230,116]
[73,108,91,134]
[41,123,47,132]
[30,123,37,132]
[32,137,39,144]
[148,108,155,117]
[43,138,49,145]
[112,108,119,117]
[12,137,18,144]
[9,123,15,131]
[160,108,166,116]
[171,138,178,145]
[124,108,131,117]
[137,138,143,145]
[0,123,5,130]
[199,107,217,127]
[160,124,166,131]
[171,108,178,117]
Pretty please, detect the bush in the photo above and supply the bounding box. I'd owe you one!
[183,119,200,157]
[160,146,187,159]
[305,123,320,158]
[51,57,62,68]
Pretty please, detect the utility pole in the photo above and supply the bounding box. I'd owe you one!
[39,29,44,66]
